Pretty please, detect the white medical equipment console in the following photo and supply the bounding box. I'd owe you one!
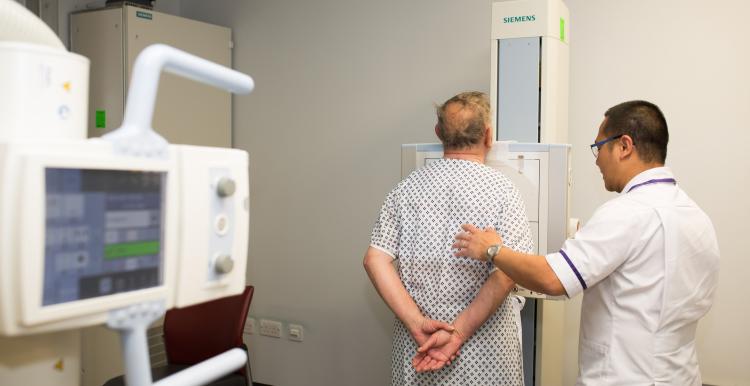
[0,139,176,335]
[401,142,571,300]
[0,139,249,336]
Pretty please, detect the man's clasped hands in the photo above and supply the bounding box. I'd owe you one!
[409,317,466,372]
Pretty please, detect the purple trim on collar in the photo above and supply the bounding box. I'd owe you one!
[626,178,676,193]
[559,249,587,290]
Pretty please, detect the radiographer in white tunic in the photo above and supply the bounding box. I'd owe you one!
[452,100,720,386]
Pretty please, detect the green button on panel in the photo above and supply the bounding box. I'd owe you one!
[95,110,106,129]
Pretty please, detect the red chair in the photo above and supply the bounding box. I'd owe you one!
[104,286,255,386]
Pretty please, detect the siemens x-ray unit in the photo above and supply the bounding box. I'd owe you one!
[488,1,574,386]
[491,0,569,144]
[0,1,253,385]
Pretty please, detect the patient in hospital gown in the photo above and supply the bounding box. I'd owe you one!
[366,91,533,386]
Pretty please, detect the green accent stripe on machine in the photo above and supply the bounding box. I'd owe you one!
[560,18,565,42]
[104,240,160,259]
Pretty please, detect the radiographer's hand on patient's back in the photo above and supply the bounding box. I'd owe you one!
[453,224,504,261]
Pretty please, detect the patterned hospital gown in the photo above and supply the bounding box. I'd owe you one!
[370,158,533,386]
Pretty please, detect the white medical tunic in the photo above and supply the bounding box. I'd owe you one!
[545,167,719,386]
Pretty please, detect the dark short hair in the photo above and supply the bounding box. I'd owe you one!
[435,91,490,150]
[603,100,668,164]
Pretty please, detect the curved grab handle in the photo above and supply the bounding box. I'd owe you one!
[153,348,247,386]
[104,44,254,157]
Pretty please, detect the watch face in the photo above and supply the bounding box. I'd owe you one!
[487,245,499,261]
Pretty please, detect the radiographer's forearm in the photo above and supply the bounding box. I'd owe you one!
[491,249,566,296]
[452,270,515,339]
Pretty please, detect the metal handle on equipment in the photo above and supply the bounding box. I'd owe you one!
[104,44,255,157]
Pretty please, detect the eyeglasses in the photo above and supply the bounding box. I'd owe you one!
[590,134,623,158]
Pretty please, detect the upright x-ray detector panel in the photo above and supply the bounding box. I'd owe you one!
[491,0,569,144]
[401,142,571,299]
[490,2,575,386]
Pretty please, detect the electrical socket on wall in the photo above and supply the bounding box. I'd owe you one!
[288,324,304,342]
[259,319,282,338]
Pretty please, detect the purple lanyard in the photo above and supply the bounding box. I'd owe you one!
[626,178,676,193]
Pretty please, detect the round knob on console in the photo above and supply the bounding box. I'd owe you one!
[216,177,236,197]
[214,254,234,274]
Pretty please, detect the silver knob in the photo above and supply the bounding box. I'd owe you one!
[216,177,236,197]
[214,254,234,274]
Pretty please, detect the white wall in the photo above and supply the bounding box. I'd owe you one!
[179,1,494,385]
[181,1,750,385]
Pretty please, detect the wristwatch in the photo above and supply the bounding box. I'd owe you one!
[485,244,502,263]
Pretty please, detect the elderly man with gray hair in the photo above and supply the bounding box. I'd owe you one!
[364,91,532,385]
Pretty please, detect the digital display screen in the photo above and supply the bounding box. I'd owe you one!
[43,168,166,306]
